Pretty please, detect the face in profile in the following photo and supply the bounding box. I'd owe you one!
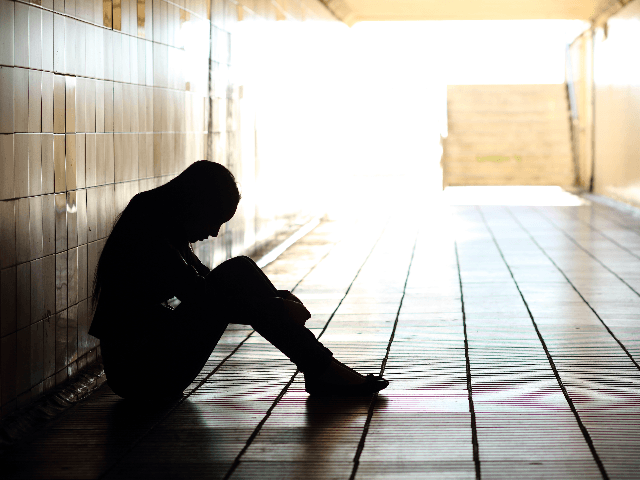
[181,201,238,243]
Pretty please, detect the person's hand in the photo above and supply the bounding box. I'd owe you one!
[282,299,311,326]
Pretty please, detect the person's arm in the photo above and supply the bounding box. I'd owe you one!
[156,245,310,325]
[184,244,211,276]
[147,241,210,305]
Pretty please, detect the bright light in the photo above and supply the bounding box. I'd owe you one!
[443,186,588,206]
[180,18,210,93]
[233,19,588,221]
[352,20,588,85]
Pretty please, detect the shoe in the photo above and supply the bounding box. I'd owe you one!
[305,374,389,397]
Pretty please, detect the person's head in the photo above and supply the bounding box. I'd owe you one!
[166,161,241,243]
[92,161,239,308]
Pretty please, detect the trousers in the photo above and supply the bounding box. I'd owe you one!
[101,256,333,399]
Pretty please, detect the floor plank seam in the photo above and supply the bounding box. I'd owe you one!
[223,224,388,479]
[563,208,640,262]
[506,206,640,372]
[478,206,610,480]
[290,239,341,292]
[587,198,640,237]
[532,207,640,299]
[349,231,419,480]
[221,372,300,480]
[455,242,482,480]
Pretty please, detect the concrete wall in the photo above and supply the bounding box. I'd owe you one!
[0,0,338,416]
[566,31,594,191]
[592,0,640,208]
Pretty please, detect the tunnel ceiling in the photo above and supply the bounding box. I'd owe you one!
[323,0,606,25]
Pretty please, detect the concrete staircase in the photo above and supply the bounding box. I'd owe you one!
[442,84,576,187]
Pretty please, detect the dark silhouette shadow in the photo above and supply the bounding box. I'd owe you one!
[88,160,388,402]
[102,396,235,479]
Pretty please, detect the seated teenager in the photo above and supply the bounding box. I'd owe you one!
[90,160,389,399]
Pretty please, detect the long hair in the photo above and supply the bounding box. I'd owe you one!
[91,161,240,310]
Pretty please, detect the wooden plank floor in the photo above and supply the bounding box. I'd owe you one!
[2,200,640,480]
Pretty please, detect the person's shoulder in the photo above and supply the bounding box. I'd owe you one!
[120,192,156,224]
[107,193,152,242]
[125,192,146,211]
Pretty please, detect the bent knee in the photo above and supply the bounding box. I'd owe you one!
[234,255,254,264]
[208,255,257,283]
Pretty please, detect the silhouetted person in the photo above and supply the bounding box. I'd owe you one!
[90,161,388,399]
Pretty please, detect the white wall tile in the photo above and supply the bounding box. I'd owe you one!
[14,2,29,68]
[0,0,15,66]
[29,6,43,70]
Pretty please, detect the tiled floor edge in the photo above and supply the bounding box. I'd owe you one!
[0,359,106,454]
[582,192,640,218]
[245,216,324,265]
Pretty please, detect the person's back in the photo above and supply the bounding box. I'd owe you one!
[90,191,209,343]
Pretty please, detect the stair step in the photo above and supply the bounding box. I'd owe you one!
[444,140,571,150]
[445,150,572,158]
[447,84,567,95]
[449,106,567,115]
[446,131,570,142]
[448,97,567,110]
[448,112,569,123]
[444,84,574,187]
[445,175,575,187]
[442,156,573,165]
[448,121,570,134]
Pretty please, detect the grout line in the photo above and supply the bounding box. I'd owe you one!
[11,0,213,41]
[596,214,640,238]
[533,206,640,298]
[0,174,182,204]
[223,222,389,480]
[555,207,640,262]
[290,237,341,293]
[221,370,298,480]
[455,241,482,480]
[477,206,610,480]
[348,230,419,480]
[313,225,388,342]
[97,222,337,480]
[0,64,212,93]
[582,195,640,237]
[255,217,321,269]
[506,207,640,372]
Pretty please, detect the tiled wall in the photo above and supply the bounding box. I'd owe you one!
[592,0,640,208]
[566,30,594,191]
[566,0,640,208]
[0,0,338,415]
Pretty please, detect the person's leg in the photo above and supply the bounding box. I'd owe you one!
[206,256,278,298]
[206,256,333,376]
[104,256,387,399]
[207,256,310,324]
[204,256,387,391]
[204,257,389,395]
